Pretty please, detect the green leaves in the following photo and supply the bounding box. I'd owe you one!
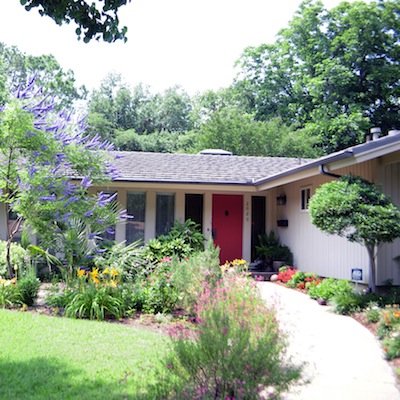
[21,0,130,43]
[235,0,400,154]
[309,175,400,247]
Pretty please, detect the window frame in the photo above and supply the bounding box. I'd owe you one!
[300,186,312,211]
[156,192,175,237]
[126,191,146,244]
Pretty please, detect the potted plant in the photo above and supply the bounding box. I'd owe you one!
[255,231,293,272]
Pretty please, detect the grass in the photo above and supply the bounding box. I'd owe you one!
[0,309,173,399]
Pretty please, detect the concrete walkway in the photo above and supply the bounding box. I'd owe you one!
[258,282,400,400]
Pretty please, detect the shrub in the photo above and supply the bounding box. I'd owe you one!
[331,291,362,315]
[139,261,179,314]
[17,269,40,306]
[166,273,301,399]
[61,267,125,320]
[365,302,381,323]
[0,241,30,278]
[94,240,153,281]
[308,278,353,301]
[377,306,400,339]
[142,220,205,263]
[0,278,20,307]
[383,334,400,360]
[171,244,221,314]
[65,284,124,320]
[46,287,75,308]
[286,271,320,290]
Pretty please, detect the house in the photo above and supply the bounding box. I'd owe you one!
[2,130,399,286]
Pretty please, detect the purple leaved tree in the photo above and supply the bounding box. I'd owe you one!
[0,77,126,277]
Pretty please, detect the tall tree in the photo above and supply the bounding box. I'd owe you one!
[0,43,85,108]
[20,0,130,42]
[235,0,400,153]
[87,75,193,143]
[0,77,122,276]
[195,107,319,158]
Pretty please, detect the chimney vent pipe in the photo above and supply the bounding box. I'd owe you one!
[370,127,381,141]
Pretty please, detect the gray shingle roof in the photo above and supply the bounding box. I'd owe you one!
[111,151,309,185]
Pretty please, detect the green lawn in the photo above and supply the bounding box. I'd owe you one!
[0,310,172,399]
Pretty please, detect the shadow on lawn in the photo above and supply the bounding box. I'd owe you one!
[0,357,172,399]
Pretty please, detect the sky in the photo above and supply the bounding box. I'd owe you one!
[1,0,349,95]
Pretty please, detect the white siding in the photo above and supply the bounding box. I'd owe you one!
[378,161,400,285]
[273,160,376,283]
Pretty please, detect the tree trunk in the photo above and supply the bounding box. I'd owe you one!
[366,244,377,293]
[6,215,23,278]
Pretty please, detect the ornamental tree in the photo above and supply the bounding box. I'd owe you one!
[309,175,400,292]
[0,77,125,277]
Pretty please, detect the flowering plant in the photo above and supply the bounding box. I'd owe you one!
[221,259,248,274]
[166,273,301,399]
[277,267,297,283]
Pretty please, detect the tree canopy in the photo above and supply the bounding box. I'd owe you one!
[309,175,400,291]
[20,0,131,42]
[0,77,123,276]
[0,42,85,108]
[235,0,400,154]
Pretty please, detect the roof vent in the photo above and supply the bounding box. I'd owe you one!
[199,149,233,156]
[370,127,381,141]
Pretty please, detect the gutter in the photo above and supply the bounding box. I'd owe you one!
[319,164,342,179]
[254,149,354,186]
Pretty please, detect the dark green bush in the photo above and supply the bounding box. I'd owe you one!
[331,291,363,315]
[256,231,293,267]
[17,270,40,306]
[142,220,205,263]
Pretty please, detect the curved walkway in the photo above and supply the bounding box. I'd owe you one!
[257,282,400,400]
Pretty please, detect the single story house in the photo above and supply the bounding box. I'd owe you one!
[2,130,399,286]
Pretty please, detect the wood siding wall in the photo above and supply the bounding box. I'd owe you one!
[378,159,400,285]
[270,160,377,284]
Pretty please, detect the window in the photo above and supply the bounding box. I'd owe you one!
[185,194,203,231]
[99,192,117,242]
[126,192,146,243]
[156,193,175,236]
[301,187,311,210]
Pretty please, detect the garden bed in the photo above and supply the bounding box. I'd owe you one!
[270,268,400,382]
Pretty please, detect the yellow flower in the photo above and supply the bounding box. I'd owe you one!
[110,268,119,278]
[90,268,100,284]
[103,267,111,275]
[109,280,117,288]
[77,269,86,278]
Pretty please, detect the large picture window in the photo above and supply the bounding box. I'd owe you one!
[156,193,175,236]
[126,192,146,243]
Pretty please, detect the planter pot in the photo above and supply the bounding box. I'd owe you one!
[273,261,286,272]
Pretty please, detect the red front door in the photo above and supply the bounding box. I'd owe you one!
[212,194,243,264]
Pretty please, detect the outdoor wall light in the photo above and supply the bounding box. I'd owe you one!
[276,194,287,206]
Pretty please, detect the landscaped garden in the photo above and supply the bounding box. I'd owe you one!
[0,220,303,399]
[272,266,400,376]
